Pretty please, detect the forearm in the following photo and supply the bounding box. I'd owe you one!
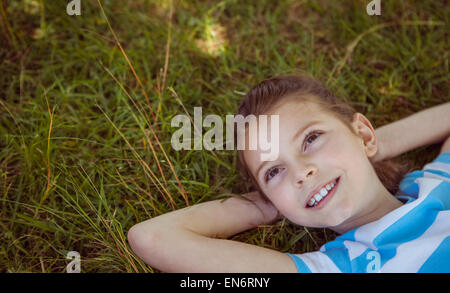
[134,193,278,239]
[127,194,291,273]
[375,102,450,161]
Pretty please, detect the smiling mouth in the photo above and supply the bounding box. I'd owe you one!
[305,176,340,209]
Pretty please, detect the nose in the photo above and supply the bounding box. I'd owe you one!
[293,163,318,188]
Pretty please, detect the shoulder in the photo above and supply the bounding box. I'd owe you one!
[397,152,450,201]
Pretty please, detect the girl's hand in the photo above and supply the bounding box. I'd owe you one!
[241,191,282,224]
[128,190,296,273]
[371,131,388,162]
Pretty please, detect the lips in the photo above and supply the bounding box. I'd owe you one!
[305,177,339,207]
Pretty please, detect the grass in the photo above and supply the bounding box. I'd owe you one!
[0,0,448,272]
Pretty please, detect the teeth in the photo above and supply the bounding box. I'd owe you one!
[314,194,323,202]
[307,179,337,207]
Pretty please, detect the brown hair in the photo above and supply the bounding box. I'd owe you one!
[235,75,411,202]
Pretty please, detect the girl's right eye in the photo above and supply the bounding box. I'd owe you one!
[265,167,283,182]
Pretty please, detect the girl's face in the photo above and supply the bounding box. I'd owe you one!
[243,99,388,232]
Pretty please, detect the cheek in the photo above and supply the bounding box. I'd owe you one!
[322,132,358,161]
[268,186,299,215]
[268,188,312,224]
[322,133,367,184]
[336,135,372,193]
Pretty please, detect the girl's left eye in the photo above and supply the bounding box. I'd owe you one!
[303,130,322,151]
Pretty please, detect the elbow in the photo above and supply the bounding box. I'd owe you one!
[127,222,184,272]
[127,224,143,254]
[127,223,161,264]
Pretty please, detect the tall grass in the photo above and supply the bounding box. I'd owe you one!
[0,0,448,272]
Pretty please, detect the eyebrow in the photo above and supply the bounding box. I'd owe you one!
[291,120,322,143]
[255,120,322,181]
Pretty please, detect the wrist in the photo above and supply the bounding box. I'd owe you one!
[374,128,390,162]
[243,191,281,225]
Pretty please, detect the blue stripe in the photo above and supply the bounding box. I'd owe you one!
[423,168,450,179]
[320,248,351,272]
[399,170,422,196]
[399,152,450,197]
[285,253,311,273]
[350,248,376,273]
[321,232,357,272]
[374,186,443,268]
[435,152,450,164]
[335,228,357,242]
[418,236,450,273]
[374,181,448,271]
[350,181,448,272]
[426,180,450,209]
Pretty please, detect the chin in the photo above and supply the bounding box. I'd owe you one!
[325,206,355,229]
[286,208,351,228]
[325,214,349,228]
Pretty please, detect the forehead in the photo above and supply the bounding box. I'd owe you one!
[254,99,333,139]
[267,98,324,119]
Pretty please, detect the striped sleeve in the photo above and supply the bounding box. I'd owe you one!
[399,152,450,198]
[422,152,450,180]
[285,253,312,273]
[285,251,345,273]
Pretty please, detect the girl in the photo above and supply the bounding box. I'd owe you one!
[127,75,450,273]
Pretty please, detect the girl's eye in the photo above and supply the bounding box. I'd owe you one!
[263,130,322,183]
[265,167,282,182]
[303,130,321,151]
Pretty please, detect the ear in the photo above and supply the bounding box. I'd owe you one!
[351,113,378,160]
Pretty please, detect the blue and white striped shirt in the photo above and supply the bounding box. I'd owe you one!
[286,152,450,273]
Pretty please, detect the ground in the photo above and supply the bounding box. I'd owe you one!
[0,0,448,272]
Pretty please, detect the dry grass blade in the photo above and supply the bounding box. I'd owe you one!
[96,0,157,123]
[100,63,189,206]
[155,0,174,125]
[168,87,220,160]
[97,105,176,210]
[100,63,168,185]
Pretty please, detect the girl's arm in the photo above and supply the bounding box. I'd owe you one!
[440,135,450,154]
[127,191,297,273]
[373,102,450,162]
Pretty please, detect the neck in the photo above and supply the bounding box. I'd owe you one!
[331,185,403,235]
